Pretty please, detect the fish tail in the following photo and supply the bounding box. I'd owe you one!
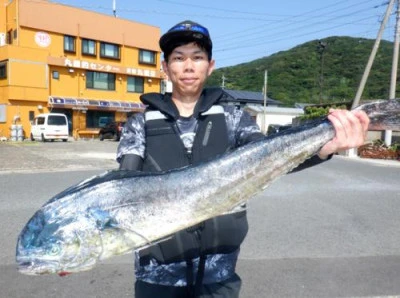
[355,99,400,131]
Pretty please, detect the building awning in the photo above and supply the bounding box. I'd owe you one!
[49,96,146,112]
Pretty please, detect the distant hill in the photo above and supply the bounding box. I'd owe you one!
[206,36,396,106]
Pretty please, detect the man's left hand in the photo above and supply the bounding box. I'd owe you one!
[318,109,370,159]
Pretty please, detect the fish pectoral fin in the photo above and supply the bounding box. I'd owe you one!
[86,208,117,230]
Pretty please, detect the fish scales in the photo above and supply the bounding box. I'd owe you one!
[16,99,400,275]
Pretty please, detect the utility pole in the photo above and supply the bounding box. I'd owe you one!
[262,70,268,134]
[113,0,117,17]
[221,74,226,89]
[317,41,327,104]
[352,0,395,108]
[347,0,395,158]
[386,0,400,146]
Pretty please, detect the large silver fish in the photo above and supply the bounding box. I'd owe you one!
[16,99,400,276]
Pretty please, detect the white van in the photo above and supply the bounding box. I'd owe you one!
[30,113,69,142]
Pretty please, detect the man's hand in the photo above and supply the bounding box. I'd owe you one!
[318,109,370,159]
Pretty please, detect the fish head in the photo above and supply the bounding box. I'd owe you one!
[16,209,103,276]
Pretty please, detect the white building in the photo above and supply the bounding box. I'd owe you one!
[245,105,304,134]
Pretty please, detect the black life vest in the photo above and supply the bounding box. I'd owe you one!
[138,92,249,265]
[142,105,230,171]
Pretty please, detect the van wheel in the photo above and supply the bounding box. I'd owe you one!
[99,133,104,141]
[62,139,68,142]
[30,133,35,141]
[41,134,46,142]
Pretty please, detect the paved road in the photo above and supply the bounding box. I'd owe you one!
[0,139,119,173]
[0,140,399,297]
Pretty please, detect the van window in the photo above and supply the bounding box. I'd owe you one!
[37,117,45,125]
[48,115,67,125]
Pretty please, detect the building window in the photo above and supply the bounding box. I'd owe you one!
[0,63,6,78]
[86,71,115,90]
[6,30,12,45]
[127,76,144,93]
[139,50,156,65]
[64,35,76,53]
[52,71,59,80]
[86,110,114,129]
[100,42,120,59]
[29,111,35,122]
[82,39,96,56]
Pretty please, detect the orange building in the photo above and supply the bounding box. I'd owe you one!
[0,0,162,140]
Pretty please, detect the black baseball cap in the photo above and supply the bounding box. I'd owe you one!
[159,20,213,59]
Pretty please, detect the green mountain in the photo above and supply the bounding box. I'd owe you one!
[206,36,396,106]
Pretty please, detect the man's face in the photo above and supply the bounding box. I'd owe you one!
[162,42,215,98]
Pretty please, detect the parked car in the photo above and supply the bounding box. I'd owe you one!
[267,124,292,135]
[30,113,69,142]
[99,121,125,141]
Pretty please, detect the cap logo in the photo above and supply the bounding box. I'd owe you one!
[193,33,204,39]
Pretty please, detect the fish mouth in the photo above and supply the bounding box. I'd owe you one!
[17,258,60,276]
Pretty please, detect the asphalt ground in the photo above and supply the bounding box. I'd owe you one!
[0,139,399,297]
[1,138,399,173]
[0,138,119,173]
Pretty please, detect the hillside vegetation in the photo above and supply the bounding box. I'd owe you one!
[206,36,396,106]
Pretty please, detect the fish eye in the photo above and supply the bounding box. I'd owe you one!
[48,244,61,256]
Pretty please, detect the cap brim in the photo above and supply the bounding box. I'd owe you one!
[159,31,212,53]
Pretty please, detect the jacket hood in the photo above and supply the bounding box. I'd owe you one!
[140,87,224,120]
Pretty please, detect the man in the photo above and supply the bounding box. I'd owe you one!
[117,20,369,298]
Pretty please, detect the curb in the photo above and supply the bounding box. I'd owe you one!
[335,154,400,167]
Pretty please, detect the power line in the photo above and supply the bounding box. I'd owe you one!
[215,15,380,53]
[215,1,392,65]
[216,2,381,47]
[49,0,392,67]
[215,0,370,41]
